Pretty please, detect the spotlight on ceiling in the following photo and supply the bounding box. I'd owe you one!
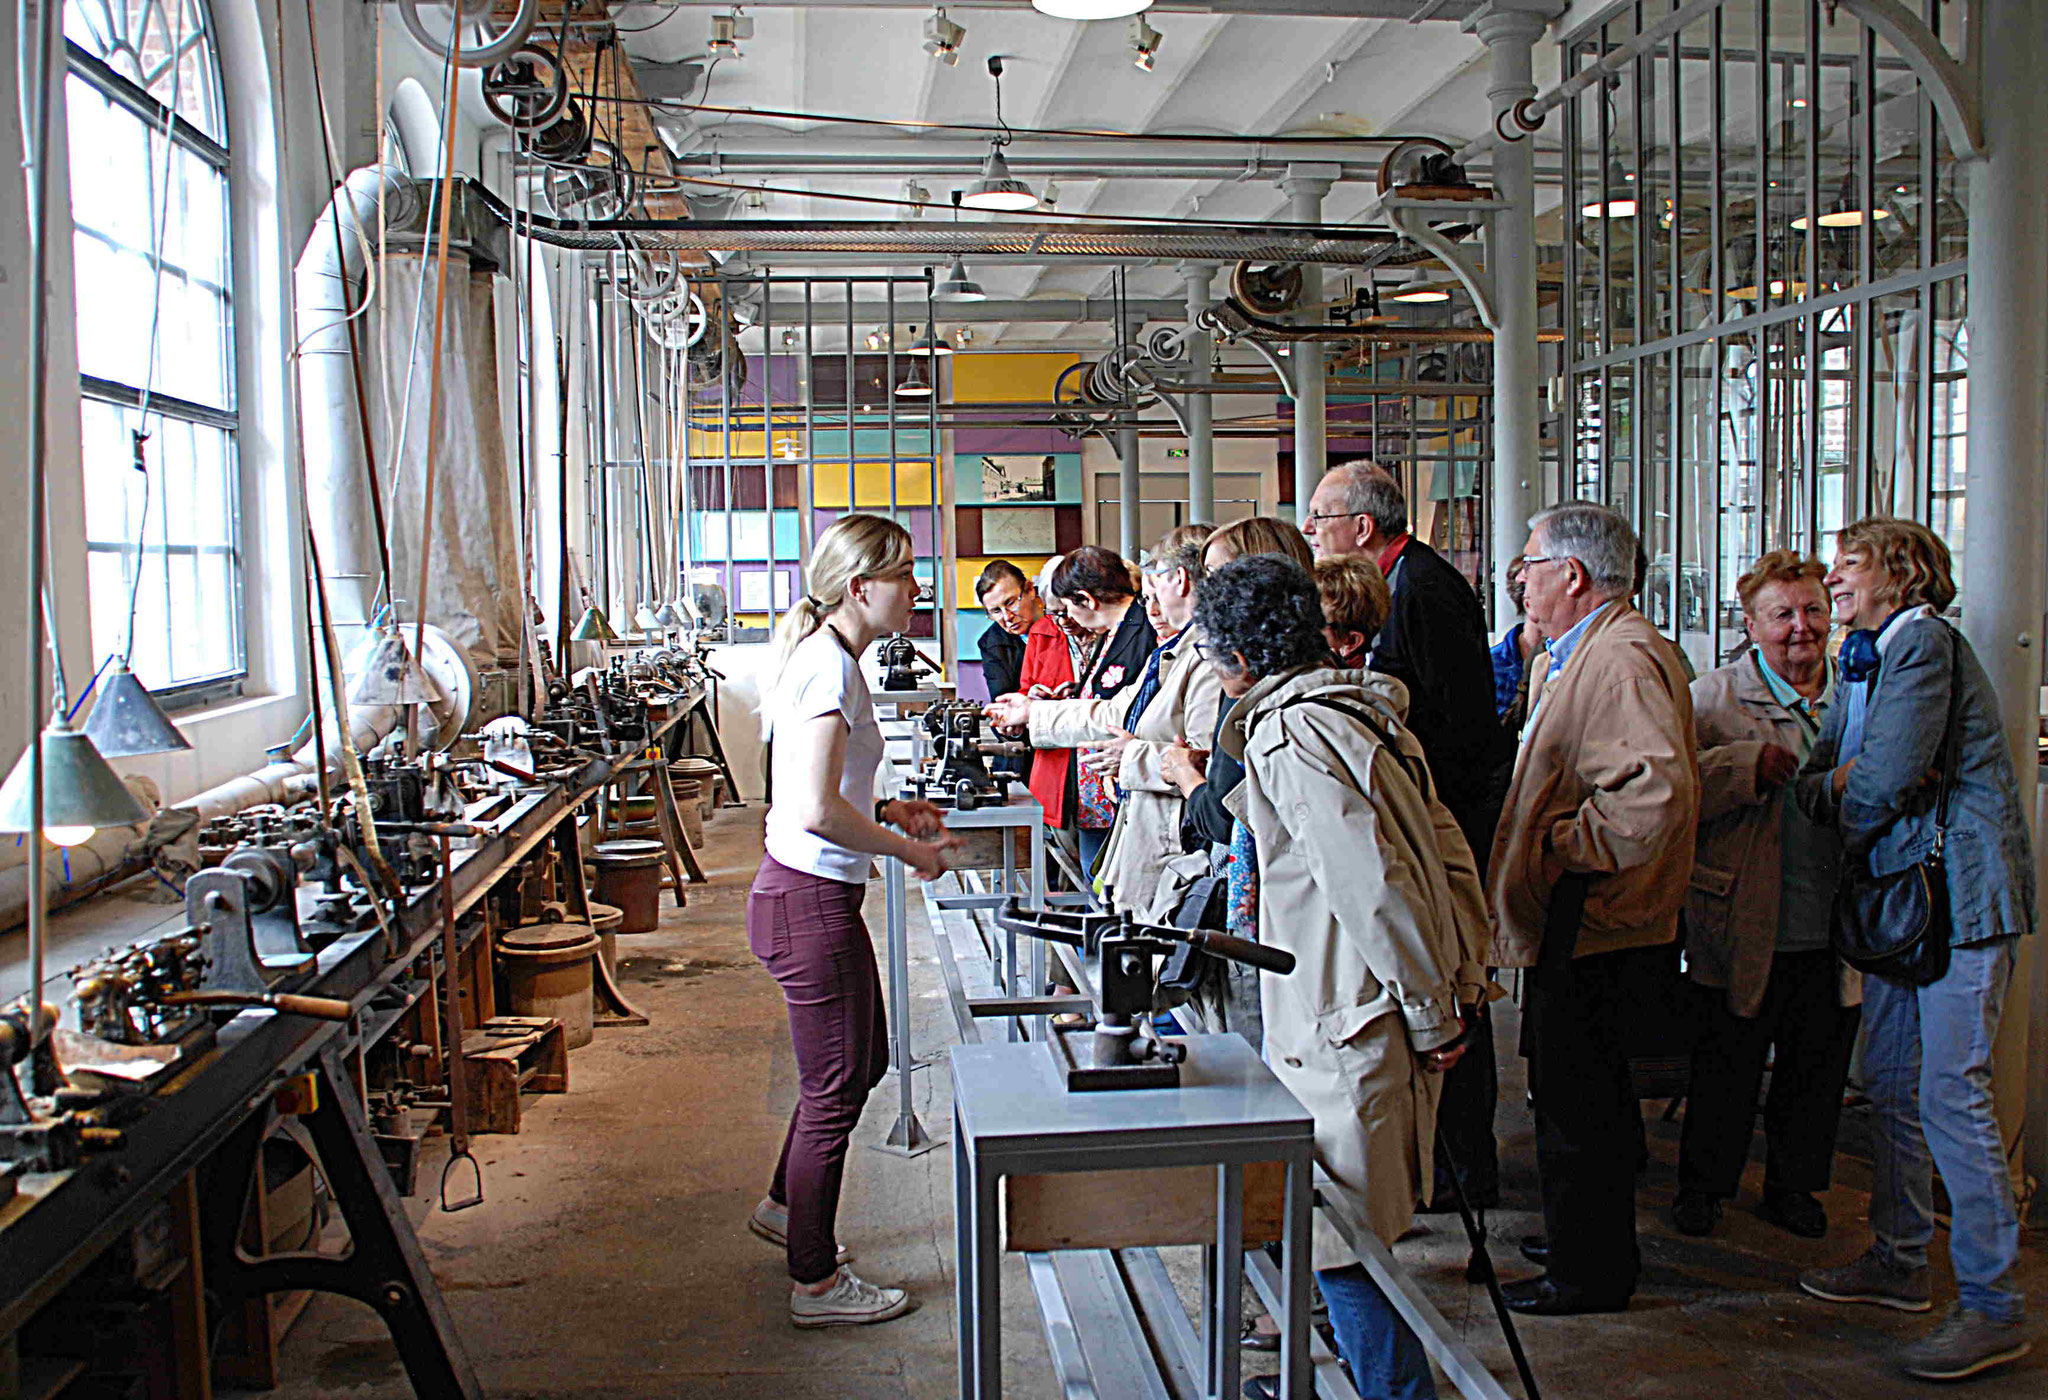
[1128,16,1162,71]
[1033,0,1152,19]
[952,326,974,348]
[935,256,986,302]
[923,7,965,65]
[708,9,752,57]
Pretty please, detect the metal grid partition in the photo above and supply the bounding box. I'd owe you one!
[1561,0,1969,671]
[681,273,947,654]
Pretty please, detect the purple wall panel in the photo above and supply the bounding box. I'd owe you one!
[950,410,1066,455]
[956,660,990,703]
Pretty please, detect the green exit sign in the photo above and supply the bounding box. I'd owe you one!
[1166,448,1189,458]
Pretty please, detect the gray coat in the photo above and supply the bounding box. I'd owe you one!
[1794,615,2036,947]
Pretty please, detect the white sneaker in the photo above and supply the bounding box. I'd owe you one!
[790,1267,912,1329]
[748,1196,852,1264]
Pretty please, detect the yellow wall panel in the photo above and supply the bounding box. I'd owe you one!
[837,460,937,507]
[950,352,1081,404]
[956,555,1052,602]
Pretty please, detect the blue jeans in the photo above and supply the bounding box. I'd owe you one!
[1862,939,2025,1322]
[1077,824,1110,877]
[1317,1265,1435,1400]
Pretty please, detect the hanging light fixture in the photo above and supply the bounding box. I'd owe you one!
[898,356,933,397]
[634,600,663,632]
[935,256,986,302]
[959,57,1039,212]
[654,600,688,630]
[348,624,439,707]
[1388,270,1451,304]
[1581,158,1638,219]
[961,145,1038,212]
[82,661,190,758]
[0,713,154,848]
[1033,0,1151,19]
[906,323,954,356]
[1791,174,1897,231]
[569,605,619,642]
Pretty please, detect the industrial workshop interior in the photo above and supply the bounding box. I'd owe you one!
[8,0,2048,1397]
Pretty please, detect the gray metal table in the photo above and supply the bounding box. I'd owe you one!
[876,792,1047,1156]
[951,1034,1316,1400]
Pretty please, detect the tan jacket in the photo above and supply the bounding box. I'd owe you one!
[1488,602,1699,966]
[1027,624,1223,915]
[1689,657,1858,1017]
[1221,667,1492,1266]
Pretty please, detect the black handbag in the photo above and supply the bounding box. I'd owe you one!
[1828,628,1959,987]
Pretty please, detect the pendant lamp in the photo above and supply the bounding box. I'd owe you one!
[898,357,932,398]
[960,146,1039,213]
[82,660,191,757]
[654,600,688,630]
[1033,0,1151,19]
[906,324,954,356]
[935,256,986,302]
[0,713,154,847]
[634,600,663,633]
[570,605,620,642]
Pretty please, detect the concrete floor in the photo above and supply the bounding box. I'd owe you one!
[266,810,2045,1398]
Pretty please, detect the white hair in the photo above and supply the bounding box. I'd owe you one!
[1528,501,1635,594]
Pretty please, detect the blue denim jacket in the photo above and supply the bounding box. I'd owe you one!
[1795,616,2036,947]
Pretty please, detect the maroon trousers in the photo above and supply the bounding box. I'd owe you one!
[747,854,890,1284]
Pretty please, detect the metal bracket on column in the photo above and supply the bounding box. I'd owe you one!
[199,1043,483,1398]
[1384,196,1509,330]
[1835,0,1984,159]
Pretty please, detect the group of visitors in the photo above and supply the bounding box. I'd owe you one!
[741,481,2034,1390]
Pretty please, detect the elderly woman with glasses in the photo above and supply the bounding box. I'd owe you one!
[986,527,1215,912]
[1792,518,2034,1383]
[1198,552,1491,1400]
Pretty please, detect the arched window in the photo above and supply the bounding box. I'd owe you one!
[65,0,241,705]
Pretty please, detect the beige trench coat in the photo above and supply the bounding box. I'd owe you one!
[1689,655,1859,1017]
[1220,667,1492,1266]
[1027,624,1223,915]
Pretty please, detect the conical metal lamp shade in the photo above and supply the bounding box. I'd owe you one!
[570,605,619,642]
[906,325,954,356]
[348,628,438,706]
[960,148,1039,212]
[83,662,191,757]
[654,601,687,628]
[0,717,154,835]
[897,357,932,397]
[634,601,663,632]
[935,256,985,302]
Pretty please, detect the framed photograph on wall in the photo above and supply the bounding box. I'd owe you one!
[982,506,1057,556]
[980,453,1059,502]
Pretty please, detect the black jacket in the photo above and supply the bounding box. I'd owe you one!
[1081,604,1159,704]
[979,624,1027,701]
[1368,537,1511,855]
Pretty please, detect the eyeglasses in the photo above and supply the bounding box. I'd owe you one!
[1520,555,1570,570]
[1303,509,1365,527]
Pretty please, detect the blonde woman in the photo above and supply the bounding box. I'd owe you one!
[749,513,960,1328]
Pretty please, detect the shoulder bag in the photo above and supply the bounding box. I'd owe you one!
[1829,626,1958,987]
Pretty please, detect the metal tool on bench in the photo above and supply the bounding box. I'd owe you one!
[877,633,936,692]
[907,701,1026,811]
[994,899,1295,1091]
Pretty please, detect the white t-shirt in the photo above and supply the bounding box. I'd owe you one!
[764,627,886,884]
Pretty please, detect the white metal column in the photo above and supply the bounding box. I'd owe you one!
[1282,167,1336,526]
[1961,0,2048,1190]
[1117,417,1142,561]
[1181,263,1220,524]
[1473,3,1548,625]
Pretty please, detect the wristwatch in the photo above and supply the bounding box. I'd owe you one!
[874,797,893,825]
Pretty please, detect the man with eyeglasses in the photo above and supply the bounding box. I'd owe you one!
[1304,462,1511,1216]
[974,559,1043,703]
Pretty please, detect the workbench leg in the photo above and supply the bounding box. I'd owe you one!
[974,1154,1003,1398]
[1210,1163,1244,1400]
[200,1046,483,1400]
[169,1171,213,1400]
[1280,1153,1313,1400]
[953,1118,975,1400]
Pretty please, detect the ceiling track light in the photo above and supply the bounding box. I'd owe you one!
[708,9,752,57]
[922,7,965,65]
[1128,15,1162,71]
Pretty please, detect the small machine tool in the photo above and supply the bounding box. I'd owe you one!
[877,635,937,692]
[908,701,1027,811]
[994,899,1295,1091]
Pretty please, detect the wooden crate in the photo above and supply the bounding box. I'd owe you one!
[1003,1161,1288,1252]
[461,1017,569,1135]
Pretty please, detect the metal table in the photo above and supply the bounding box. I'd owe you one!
[876,791,1046,1157]
[950,1034,1316,1400]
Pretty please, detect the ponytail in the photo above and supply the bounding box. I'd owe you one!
[769,513,915,687]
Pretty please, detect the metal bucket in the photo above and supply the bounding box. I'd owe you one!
[589,839,665,933]
[500,922,601,1049]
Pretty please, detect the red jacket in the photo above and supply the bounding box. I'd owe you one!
[1018,616,1078,826]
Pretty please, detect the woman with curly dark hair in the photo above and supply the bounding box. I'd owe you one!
[1199,554,1492,1400]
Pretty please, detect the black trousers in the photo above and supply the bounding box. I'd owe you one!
[1679,948,1861,1200]
[1522,876,1665,1299]
[1431,794,1502,1210]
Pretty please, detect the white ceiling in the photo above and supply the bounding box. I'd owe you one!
[610,2,1566,344]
